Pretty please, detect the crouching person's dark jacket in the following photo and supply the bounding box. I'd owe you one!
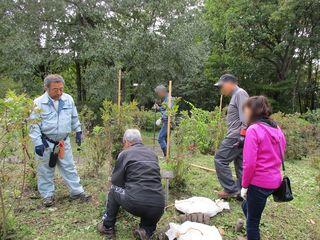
[111,142,165,208]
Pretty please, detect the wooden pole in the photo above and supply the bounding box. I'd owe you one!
[189,163,236,177]
[190,163,216,173]
[117,69,122,110]
[219,94,223,114]
[166,81,172,162]
[117,69,121,124]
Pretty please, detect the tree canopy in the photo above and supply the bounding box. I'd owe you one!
[0,0,319,112]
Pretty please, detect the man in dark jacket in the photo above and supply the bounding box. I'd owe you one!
[97,129,165,240]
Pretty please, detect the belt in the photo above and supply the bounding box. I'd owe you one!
[42,134,68,146]
[41,134,68,168]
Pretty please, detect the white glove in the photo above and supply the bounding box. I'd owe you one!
[241,188,248,200]
[153,103,160,110]
[156,118,162,126]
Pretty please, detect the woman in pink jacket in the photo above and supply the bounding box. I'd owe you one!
[241,96,286,240]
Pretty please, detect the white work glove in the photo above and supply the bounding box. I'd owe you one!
[153,103,160,110]
[241,188,248,200]
[156,118,162,126]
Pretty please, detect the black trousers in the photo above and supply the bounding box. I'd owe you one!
[103,186,164,237]
[242,185,274,240]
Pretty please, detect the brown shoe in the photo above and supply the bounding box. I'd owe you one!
[97,223,115,239]
[217,191,239,199]
[133,228,149,240]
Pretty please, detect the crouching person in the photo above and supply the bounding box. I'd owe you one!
[98,129,165,240]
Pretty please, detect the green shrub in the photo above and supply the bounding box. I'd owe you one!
[272,112,320,161]
[79,105,97,134]
[302,109,320,126]
[161,154,189,190]
[83,101,141,175]
[84,126,112,176]
[102,100,140,160]
[0,91,37,239]
[135,109,161,132]
[174,105,227,155]
[309,153,320,193]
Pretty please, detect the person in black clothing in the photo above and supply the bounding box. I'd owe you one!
[97,129,165,240]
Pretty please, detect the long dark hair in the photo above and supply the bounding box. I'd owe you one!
[243,96,273,126]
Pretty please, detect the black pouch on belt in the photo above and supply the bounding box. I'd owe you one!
[49,144,60,168]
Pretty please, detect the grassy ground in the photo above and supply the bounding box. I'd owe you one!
[10,133,320,240]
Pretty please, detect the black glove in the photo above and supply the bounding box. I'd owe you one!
[76,131,82,146]
[35,145,45,157]
[233,129,247,148]
[234,135,245,148]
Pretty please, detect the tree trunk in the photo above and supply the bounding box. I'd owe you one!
[310,64,318,110]
[75,60,82,103]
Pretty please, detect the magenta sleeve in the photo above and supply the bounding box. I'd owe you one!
[242,128,259,188]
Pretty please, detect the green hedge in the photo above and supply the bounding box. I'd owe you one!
[272,112,320,161]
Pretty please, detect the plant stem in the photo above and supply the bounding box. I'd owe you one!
[17,125,29,209]
[0,178,7,239]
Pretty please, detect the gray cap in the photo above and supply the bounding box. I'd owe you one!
[154,85,167,93]
[214,74,237,87]
[44,74,65,87]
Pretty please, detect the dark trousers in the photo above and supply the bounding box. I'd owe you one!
[103,186,164,237]
[242,185,274,240]
[214,138,243,193]
[158,120,168,156]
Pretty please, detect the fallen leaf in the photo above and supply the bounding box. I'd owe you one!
[218,227,225,235]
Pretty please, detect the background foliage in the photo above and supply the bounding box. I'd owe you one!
[1,0,318,113]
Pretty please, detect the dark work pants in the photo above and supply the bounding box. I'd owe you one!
[103,186,164,237]
[242,185,274,240]
[158,120,168,156]
[214,137,243,193]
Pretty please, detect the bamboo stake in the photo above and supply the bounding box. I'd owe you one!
[189,163,236,177]
[117,69,122,110]
[219,94,223,114]
[117,69,121,124]
[166,81,172,162]
[190,163,216,173]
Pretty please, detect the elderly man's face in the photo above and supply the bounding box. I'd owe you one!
[47,82,64,100]
[157,90,167,98]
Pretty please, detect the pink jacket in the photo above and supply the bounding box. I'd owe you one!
[242,122,286,189]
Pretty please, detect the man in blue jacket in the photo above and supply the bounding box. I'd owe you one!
[29,74,90,207]
[153,85,173,157]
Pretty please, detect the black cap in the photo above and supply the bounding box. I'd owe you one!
[214,74,237,87]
